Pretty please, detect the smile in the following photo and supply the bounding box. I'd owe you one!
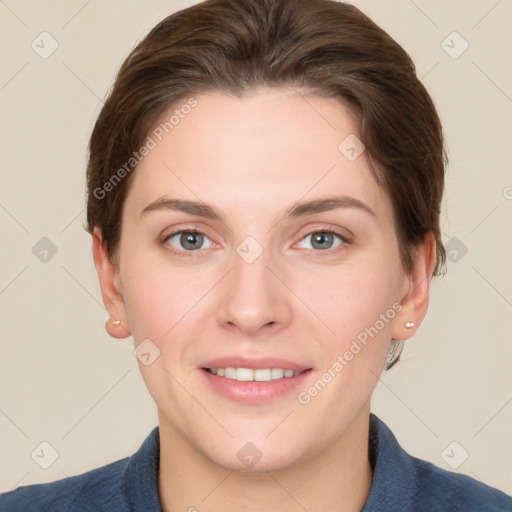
[204,367,304,381]
[201,366,313,404]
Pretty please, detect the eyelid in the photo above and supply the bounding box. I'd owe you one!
[293,224,352,244]
[160,223,216,242]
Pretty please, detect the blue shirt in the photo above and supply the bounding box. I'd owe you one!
[1,414,510,511]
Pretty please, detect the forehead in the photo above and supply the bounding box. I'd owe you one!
[123,87,390,221]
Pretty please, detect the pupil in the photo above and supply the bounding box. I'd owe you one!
[181,232,202,250]
[312,232,332,250]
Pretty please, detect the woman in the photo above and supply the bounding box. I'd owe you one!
[2,0,510,510]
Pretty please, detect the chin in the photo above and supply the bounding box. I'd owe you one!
[207,444,304,474]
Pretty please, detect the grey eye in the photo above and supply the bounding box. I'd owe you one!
[298,232,343,251]
[166,231,213,251]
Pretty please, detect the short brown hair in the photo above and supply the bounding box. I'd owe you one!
[85,0,447,368]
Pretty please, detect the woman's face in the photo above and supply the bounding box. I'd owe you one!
[97,87,425,471]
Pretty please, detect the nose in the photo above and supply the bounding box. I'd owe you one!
[216,245,293,337]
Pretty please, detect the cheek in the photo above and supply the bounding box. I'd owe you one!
[312,262,400,345]
[124,280,167,340]
[121,256,187,342]
[303,266,400,411]
[120,254,218,366]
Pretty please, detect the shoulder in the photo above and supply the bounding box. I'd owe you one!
[0,426,161,512]
[410,455,512,511]
[0,457,130,512]
[366,414,512,512]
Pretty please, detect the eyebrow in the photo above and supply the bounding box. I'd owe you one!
[140,195,376,221]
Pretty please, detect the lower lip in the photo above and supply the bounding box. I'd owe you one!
[200,369,313,404]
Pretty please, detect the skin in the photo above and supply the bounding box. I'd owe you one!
[92,87,436,512]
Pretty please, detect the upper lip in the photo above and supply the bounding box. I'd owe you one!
[199,356,311,371]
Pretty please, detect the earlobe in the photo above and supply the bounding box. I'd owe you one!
[105,313,131,338]
[392,233,437,341]
[92,227,131,339]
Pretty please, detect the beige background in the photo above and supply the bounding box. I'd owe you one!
[1,0,511,497]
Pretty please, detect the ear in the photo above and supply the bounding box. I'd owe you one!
[392,232,437,341]
[91,226,131,339]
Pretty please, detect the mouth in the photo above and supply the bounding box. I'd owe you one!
[198,357,313,404]
[202,367,307,381]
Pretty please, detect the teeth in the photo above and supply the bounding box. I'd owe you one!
[254,369,272,381]
[236,368,253,381]
[224,367,236,379]
[208,367,302,381]
[271,368,284,379]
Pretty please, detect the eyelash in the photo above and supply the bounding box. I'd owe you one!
[160,227,351,258]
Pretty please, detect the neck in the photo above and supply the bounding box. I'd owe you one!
[157,407,373,512]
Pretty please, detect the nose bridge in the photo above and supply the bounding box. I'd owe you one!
[216,239,292,334]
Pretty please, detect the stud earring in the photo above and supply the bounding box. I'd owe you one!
[404,322,415,329]
[111,318,121,325]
